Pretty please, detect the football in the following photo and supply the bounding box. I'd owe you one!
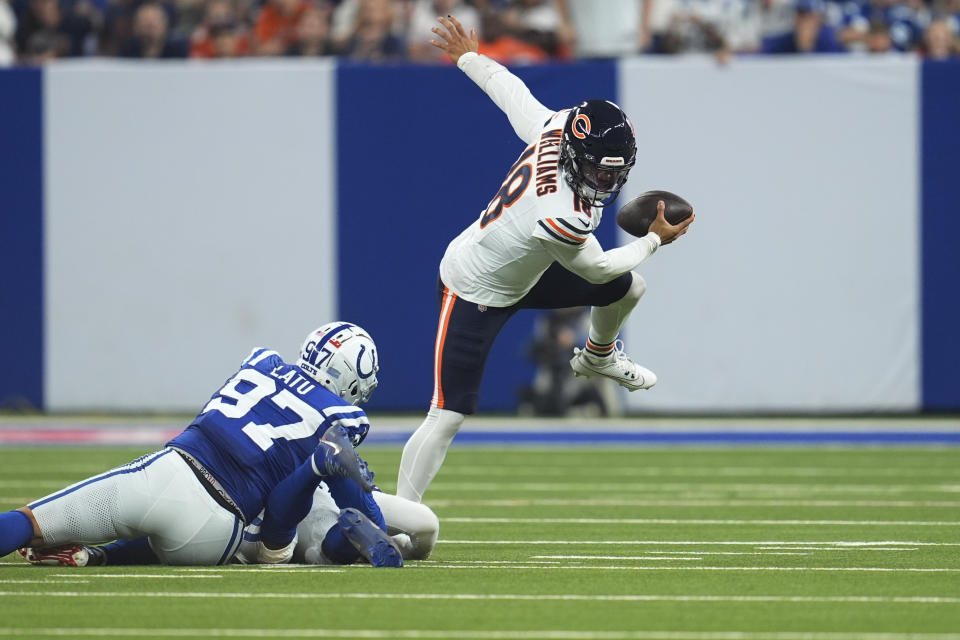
[616,190,694,238]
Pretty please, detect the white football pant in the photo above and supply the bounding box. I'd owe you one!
[30,448,243,565]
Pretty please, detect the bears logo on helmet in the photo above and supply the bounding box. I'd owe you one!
[571,113,591,140]
[561,99,637,207]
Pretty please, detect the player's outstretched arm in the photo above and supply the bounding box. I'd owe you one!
[430,15,478,64]
[431,16,553,145]
[648,200,695,246]
[538,201,694,284]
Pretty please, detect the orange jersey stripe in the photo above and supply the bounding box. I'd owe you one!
[432,288,457,409]
[546,218,587,243]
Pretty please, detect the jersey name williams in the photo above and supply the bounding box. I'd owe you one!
[535,129,562,196]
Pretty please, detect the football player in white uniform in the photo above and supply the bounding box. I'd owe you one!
[396,17,695,503]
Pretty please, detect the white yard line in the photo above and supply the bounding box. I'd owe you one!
[427,482,960,494]
[529,554,811,560]
[441,517,960,527]
[401,565,960,573]
[425,499,960,508]
[0,591,958,603]
[48,574,222,579]
[173,567,346,573]
[0,579,89,584]
[438,539,960,547]
[442,465,960,478]
[1,629,960,640]
[754,547,917,552]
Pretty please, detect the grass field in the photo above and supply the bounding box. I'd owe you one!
[0,443,958,639]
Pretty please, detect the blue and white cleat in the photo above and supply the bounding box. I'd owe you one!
[313,427,376,492]
[338,508,403,568]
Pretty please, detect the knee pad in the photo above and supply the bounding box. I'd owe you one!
[626,273,647,303]
[431,407,465,439]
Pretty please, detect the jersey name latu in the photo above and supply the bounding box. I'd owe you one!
[167,347,370,522]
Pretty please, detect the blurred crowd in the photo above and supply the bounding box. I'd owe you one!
[0,0,958,66]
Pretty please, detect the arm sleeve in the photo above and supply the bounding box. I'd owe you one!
[540,232,662,284]
[457,51,556,146]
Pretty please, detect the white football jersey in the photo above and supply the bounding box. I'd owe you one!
[440,110,602,307]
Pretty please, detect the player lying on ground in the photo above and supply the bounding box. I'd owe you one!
[397,16,695,503]
[21,488,438,567]
[2,322,405,567]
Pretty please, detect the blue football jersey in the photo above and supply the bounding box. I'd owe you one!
[167,348,371,522]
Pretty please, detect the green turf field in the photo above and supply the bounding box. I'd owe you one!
[0,444,958,639]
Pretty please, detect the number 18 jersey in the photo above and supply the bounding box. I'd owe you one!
[167,348,370,523]
[439,109,602,308]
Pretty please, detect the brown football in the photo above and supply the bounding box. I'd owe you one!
[616,190,693,238]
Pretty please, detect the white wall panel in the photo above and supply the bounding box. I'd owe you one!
[44,61,337,411]
[617,57,919,412]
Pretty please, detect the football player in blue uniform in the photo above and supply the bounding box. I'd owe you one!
[2,322,403,568]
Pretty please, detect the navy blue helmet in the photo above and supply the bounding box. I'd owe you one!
[560,99,637,207]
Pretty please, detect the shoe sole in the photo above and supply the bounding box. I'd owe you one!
[570,358,653,392]
[339,509,403,568]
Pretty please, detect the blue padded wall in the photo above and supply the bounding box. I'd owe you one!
[0,69,44,410]
[920,60,960,411]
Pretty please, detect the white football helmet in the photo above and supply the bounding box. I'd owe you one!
[297,322,379,405]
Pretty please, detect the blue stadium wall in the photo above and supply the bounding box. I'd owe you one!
[1,58,958,413]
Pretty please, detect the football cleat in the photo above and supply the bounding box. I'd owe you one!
[312,426,376,492]
[338,508,403,568]
[19,545,92,567]
[570,341,657,391]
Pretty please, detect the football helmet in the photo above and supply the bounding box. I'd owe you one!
[297,322,379,406]
[560,99,637,207]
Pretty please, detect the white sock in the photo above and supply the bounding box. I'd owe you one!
[396,407,464,503]
[588,273,646,349]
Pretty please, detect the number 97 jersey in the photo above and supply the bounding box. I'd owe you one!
[167,347,370,523]
[439,109,601,309]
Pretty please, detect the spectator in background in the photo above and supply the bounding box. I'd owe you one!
[559,0,649,58]
[517,308,618,418]
[500,0,573,58]
[22,26,59,60]
[254,0,312,55]
[15,0,98,57]
[863,16,895,52]
[722,0,796,53]
[407,0,478,62]
[921,16,960,57]
[648,0,730,57]
[340,0,404,61]
[761,0,845,53]
[330,0,410,52]
[477,7,547,63]
[837,0,926,52]
[189,0,251,57]
[99,0,138,55]
[286,4,332,55]
[119,1,187,57]
[173,0,207,37]
[0,0,16,64]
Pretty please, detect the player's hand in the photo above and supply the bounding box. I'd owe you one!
[430,15,479,64]
[649,200,694,246]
